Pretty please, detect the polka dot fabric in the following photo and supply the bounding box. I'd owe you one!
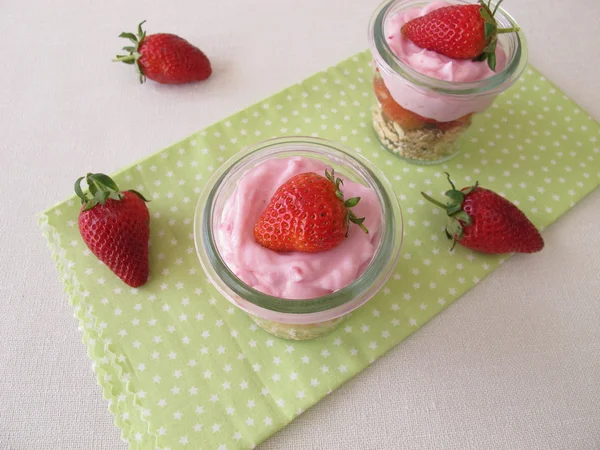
[39,51,600,450]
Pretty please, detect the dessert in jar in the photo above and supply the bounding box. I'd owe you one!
[194,137,403,340]
[368,0,527,164]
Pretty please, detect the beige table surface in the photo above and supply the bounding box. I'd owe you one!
[1,0,599,449]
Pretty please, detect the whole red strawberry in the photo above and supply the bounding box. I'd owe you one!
[422,173,544,254]
[401,0,519,71]
[114,21,212,84]
[75,173,150,287]
[254,169,368,253]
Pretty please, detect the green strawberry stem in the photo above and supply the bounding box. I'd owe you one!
[496,27,520,34]
[113,20,148,83]
[421,173,477,249]
[420,192,448,210]
[75,173,148,211]
[113,54,141,64]
[325,169,368,235]
[490,0,502,16]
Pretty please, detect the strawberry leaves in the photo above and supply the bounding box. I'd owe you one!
[114,21,148,83]
[75,173,148,211]
[325,169,368,235]
[475,1,500,70]
[421,173,476,248]
[475,0,519,71]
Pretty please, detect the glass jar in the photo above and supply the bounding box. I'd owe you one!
[194,137,403,340]
[368,0,527,164]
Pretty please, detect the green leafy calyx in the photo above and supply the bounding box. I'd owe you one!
[475,0,520,71]
[113,20,148,84]
[74,173,148,211]
[421,173,478,250]
[325,169,368,235]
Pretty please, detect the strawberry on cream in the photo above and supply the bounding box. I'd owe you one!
[215,156,382,300]
[376,1,508,122]
[386,1,507,82]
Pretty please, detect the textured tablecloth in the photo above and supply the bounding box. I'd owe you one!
[1,0,599,449]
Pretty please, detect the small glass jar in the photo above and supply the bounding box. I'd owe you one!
[368,0,527,164]
[194,137,403,340]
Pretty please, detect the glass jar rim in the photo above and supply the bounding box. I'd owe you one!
[368,0,528,96]
[193,136,403,315]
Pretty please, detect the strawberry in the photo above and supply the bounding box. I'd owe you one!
[401,0,519,71]
[114,21,212,84]
[434,113,473,132]
[375,73,473,132]
[373,76,428,131]
[75,173,150,287]
[422,173,544,254]
[254,170,368,253]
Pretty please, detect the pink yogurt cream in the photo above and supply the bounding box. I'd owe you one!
[376,1,507,122]
[215,156,382,300]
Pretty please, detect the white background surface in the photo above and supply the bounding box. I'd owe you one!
[1,0,599,448]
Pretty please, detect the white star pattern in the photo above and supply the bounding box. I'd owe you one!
[39,52,600,450]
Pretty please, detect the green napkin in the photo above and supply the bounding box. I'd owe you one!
[40,50,600,450]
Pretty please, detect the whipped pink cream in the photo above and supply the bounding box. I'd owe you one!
[375,1,508,121]
[215,156,381,300]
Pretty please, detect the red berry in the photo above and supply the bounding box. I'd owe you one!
[457,187,544,253]
[401,1,519,71]
[434,113,473,132]
[373,76,429,130]
[374,75,473,132]
[76,174,150,287]
[114,21,212,84]
[422,174,544,254]
[254,170,368,253]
